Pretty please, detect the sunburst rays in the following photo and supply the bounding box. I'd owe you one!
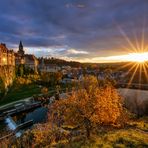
[116,26,148,87]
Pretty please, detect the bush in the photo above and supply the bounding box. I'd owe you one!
[14,77,32,85]
[41,87,48,96]
[49,75,125,138]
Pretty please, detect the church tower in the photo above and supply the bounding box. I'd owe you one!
[18,41,25,55]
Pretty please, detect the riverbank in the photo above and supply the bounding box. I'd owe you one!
[118,88,148,102]
[0,105,48,140]
[0,84,41,106]
[1,108,147,147]
[0,97,32,110]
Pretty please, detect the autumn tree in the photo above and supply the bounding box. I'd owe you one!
[50,72,63,86]
[16,64,25,77]
[40,72,62,86]
[40,72,51,86]
[48,75,124,138]
[41,87,49,96]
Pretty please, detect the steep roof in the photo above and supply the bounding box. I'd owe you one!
[25,54,38,61]
[0,43,14,53]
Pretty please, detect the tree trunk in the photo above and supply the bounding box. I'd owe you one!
[84,118,91,139]
[86,127,90,139]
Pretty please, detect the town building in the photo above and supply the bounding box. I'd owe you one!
[15,41,38,72]
[0,43,15,66]
[39,58,61,72]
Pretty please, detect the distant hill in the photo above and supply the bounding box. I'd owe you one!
[38,57,81,67]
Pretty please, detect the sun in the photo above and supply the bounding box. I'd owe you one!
[116,25,148,86]
[127,52,148,63]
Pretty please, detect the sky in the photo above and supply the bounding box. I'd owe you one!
[0,0,148,63]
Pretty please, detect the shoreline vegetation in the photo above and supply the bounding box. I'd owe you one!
[0,75,147,147]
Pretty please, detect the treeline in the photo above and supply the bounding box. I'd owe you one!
[38,57,81,67]
[15,65,35,77]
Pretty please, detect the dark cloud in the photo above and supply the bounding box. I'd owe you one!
[0,0,148,61]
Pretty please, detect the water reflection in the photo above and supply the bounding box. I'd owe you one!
[13,107,48,125]
[0,106,48,137]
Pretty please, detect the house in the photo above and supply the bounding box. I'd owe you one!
[38,58,61,72]
[24,54,38,72]
[39,63,60,72]
[15,41,38,72]
[0,43,15,66]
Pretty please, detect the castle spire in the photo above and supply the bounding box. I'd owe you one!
[18,40,24,55]
[19,41,23,48]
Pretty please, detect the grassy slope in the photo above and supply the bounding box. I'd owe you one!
[56,117,148,148]
[63,129,148,148]
[0,84,41,105]
[94,128,147,147]
[0,83,70,106]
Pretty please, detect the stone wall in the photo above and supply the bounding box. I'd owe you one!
[0,66,15,90]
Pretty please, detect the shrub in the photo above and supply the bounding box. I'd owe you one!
[49,75,125,138]
[41,87,49,96]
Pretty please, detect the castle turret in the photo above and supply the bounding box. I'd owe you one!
[18,41,24,56]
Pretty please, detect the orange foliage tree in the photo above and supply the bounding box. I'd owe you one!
[40,72,62,86]
[41,87,49,96]
[48,75,124,138]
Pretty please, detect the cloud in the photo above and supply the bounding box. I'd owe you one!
[67,49,89,55]
[0,0,148,62]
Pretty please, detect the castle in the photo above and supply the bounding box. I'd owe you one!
[0,43,15,66]
[15,41,38,72]
[0,41,38,72]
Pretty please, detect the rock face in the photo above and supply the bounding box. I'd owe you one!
[0,66,15,91]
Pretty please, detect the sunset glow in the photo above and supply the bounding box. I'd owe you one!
[126,52,148,63]
[81,52,148,63]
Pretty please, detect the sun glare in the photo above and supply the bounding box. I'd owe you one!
[126,52,148,63]
[113,25,148,87]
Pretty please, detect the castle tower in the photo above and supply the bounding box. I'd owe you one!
[18,41,25,56]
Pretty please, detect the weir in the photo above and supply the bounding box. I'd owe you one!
[0,116,33,140]
[5,116,22,137]
[0,102,43,140]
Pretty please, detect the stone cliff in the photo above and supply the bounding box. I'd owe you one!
[0,66,15,95]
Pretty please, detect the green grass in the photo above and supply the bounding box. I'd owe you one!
[53,128,148,148]
[58,129,148,148]
[55,118,148,148]
[0,83,71,106]
[0,84,41,106]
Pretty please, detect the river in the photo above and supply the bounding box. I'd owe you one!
[0,106,48,137]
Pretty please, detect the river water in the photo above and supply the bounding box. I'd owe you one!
[0,106,48,137]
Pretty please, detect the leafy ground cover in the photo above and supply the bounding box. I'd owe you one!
[0,84,41,105]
